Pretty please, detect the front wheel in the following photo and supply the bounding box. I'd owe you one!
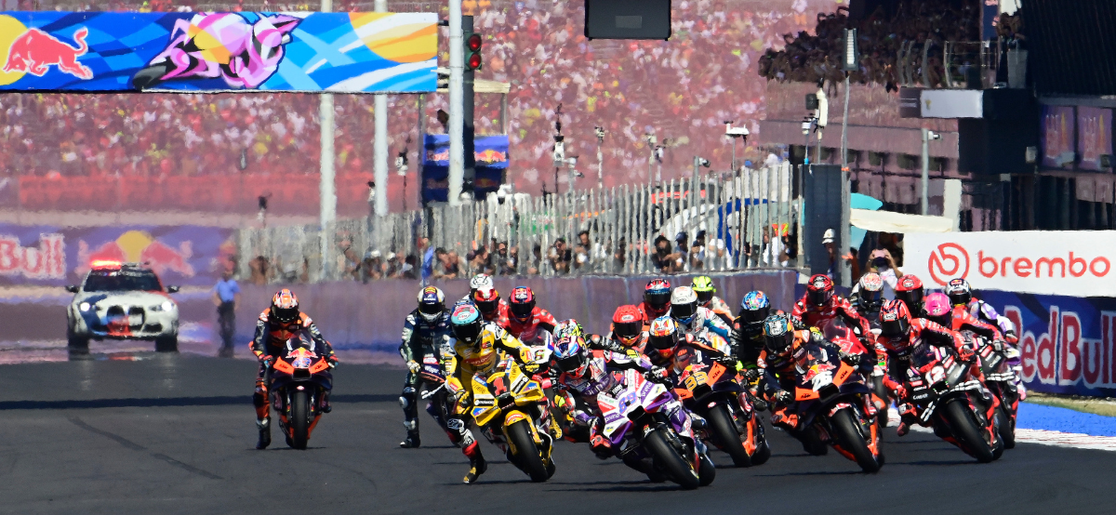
[644,428,701,490]
[154,335,178,353]
[506,419,549,482]
[996,404,1016,450]
[941,398,995,463]
[706,404,751,467]
[830,408,883,473]
[290,389,310,449]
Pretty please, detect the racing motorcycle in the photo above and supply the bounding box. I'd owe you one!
[597,368,715,489]
[904,341,1004,463]
[468,358,557,482]
[783,337,885,473]
[417,354,457,435]
[270,335,333,450]
[967,332,1019,449]
[672,345,770,467]
[821,319,891,432]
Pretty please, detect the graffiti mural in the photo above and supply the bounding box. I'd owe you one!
[0,11,436,93]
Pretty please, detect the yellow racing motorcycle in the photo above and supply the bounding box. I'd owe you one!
[469,358,557,482]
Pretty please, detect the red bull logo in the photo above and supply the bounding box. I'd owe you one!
[475,149,507,164]
[0,233,65,279]
[76,230,194,278]
[2,27,93,80]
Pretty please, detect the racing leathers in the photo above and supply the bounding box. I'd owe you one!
[962,299,1025,398]
[793,293,881,369]
[505,306,558,344]
[251,311,337,438]
[398,308,465,448]
[700,295,735,326]
[553,349,653,445]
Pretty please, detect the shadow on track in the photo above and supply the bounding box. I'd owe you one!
[0,394,395,411]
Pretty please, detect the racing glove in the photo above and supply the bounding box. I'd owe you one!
[260,355,274,369]
[957,345,976,363]
[644,366,671,384]
[839,351,861,366]
[327,355,339,368]
[406,360,421,374]
[772,390,793,404]
[522,361,541,375]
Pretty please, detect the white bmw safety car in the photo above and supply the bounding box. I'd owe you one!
[66,262,180,352]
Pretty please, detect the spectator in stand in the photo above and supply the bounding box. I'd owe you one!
[527,243,543,275]
[468,244,495,275]
[249,255,270,286]
[495,241,516,275]
[401,254,418,280]
[612,237,627,273]
[549,237,572,275]
[362,250,383,283]
[651,235,682,274]
[674,232,690,271]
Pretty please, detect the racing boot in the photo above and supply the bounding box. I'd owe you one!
[399,419,421,448]
[896,403,919,437]
[464,455,487,484]
[256,418,271,450]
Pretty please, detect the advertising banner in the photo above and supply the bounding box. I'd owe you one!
[1078,106,1113,172]
[421,134,509,203]
[905,231,1115,297]
[980,289,1116,397]
[0,11,436,93]
[0,225,235,287]
[1041,105,1075,168]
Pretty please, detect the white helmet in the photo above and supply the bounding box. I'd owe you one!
[469,273,493,292]
[670,286,700,324]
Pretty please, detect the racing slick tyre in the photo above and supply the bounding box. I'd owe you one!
[154,335,178,353]
[290,389,310,450]
[506,420,549,482]
[698,452,716,487]
[942,398,995,463]
[996,405,1016,450]
[706,404,751,467]
[644,429,701,490]
[873,376,890,430]
[67,332,89,352]
[831,408,882,473]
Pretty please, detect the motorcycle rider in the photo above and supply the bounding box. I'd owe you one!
[505,286,558,344]
[463,273,494,303]
[398,286,462,449]
[791,274,875,361]
[946,278,1024,398]
[251,289,337,450]
[924,292,1004,343]
[692,276,734,325]
[471,285,508,326]
[849,272,886,330]
[670,286,733,344]
[730,291,772,408]
[638,278,673,328]
[443,303,540,484]
[894,274,926,316]
[607,304,651,352]
[876,299,982,436]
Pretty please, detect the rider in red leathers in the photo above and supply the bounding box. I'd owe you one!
[638,278,673,329]
[251,289,337,449]
[505,286,557,343]
[792,274,877,363]
[471,285,509,326]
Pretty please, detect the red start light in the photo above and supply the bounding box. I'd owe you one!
[467,53,482,70]
[466,34,482,51]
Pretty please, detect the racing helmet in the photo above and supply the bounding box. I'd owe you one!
[643,279,672,318]
[450,303,484,345]
[945,278,972,307]
[924,292,952,327]
[895,275,925,315]
[469,273,493,295]
[472,286,501,319]
[647,316,681,360]
[612,305,644,347]
[270,289,301,324]
[553,319,585,341]
[762,314,794,355]
[553,335,589,376]
[670,286,700,325]
[806,274,834,307]
[878,299,912,340]
[416,286,446,323]
[857,272,885,311]
[508,286,536,323]
[692,276,716,305]
[739,290,771,324]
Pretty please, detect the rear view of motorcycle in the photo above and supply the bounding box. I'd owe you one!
[969,334,1019,449]
[270,336,333,450]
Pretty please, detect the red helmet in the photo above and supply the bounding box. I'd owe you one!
[644,278,672,318]
[879,299,912,340]
[270,289,300,324]
[895,275,925,314]
[472,286,501,318]
[806,274,834,307]
[611,304,644,347]
[509,286,536,322]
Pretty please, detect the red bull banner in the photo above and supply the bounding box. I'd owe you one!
[0,225,234,287]
[421,134,509,203]
[982,290,1116,398]
[0,11,436,93]
[904,231,1116,298]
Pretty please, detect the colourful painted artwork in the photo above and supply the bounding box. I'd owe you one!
[0,11,437,93]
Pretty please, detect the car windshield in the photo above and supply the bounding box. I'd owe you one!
[83,269,163,292]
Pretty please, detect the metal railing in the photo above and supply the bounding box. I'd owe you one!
[898,39,1013,89]
[237,163,799,283]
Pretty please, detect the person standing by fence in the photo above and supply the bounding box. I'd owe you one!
[213,270,240,358]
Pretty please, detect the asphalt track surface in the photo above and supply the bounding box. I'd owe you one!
[1,353,1110,515]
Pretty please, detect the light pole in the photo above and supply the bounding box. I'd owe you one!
[725,121,749,172]
[595,126,605,189]
[921,128,941,215]
[566,156,582,195]
[645,133,656,184]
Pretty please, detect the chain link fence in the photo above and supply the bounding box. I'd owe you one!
[237,163,800,283]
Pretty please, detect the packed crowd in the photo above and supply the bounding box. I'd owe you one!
[757,0,984,90]
[2,0,826,195]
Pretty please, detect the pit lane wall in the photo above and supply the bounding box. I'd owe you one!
[232,271,798,354]
[906,231,1116,398]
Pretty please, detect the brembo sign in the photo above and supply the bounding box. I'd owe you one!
[905,231,1113,297]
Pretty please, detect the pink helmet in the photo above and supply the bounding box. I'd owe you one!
[923,292,953,328]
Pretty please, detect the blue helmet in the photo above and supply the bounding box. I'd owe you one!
[739,290,771,323]
[450,303,483,344]
[553,335,588,375]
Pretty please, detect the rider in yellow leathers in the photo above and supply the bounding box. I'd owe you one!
[443,302,540,484]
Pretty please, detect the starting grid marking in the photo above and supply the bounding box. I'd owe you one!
[888,409,1116,452]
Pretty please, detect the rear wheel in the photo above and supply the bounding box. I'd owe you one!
[290,390,310,449]
[706,404,751,467]
[154,335,178,353]
[644,428,701,490]
[830,408,882,473]
[506,420,549,482]
[942,398,995,463]
[698,452,716,486]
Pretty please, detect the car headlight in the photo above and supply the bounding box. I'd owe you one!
[152,301,176,312]
[79,302,91,312]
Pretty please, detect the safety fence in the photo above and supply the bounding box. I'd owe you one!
[237,163,800,283]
